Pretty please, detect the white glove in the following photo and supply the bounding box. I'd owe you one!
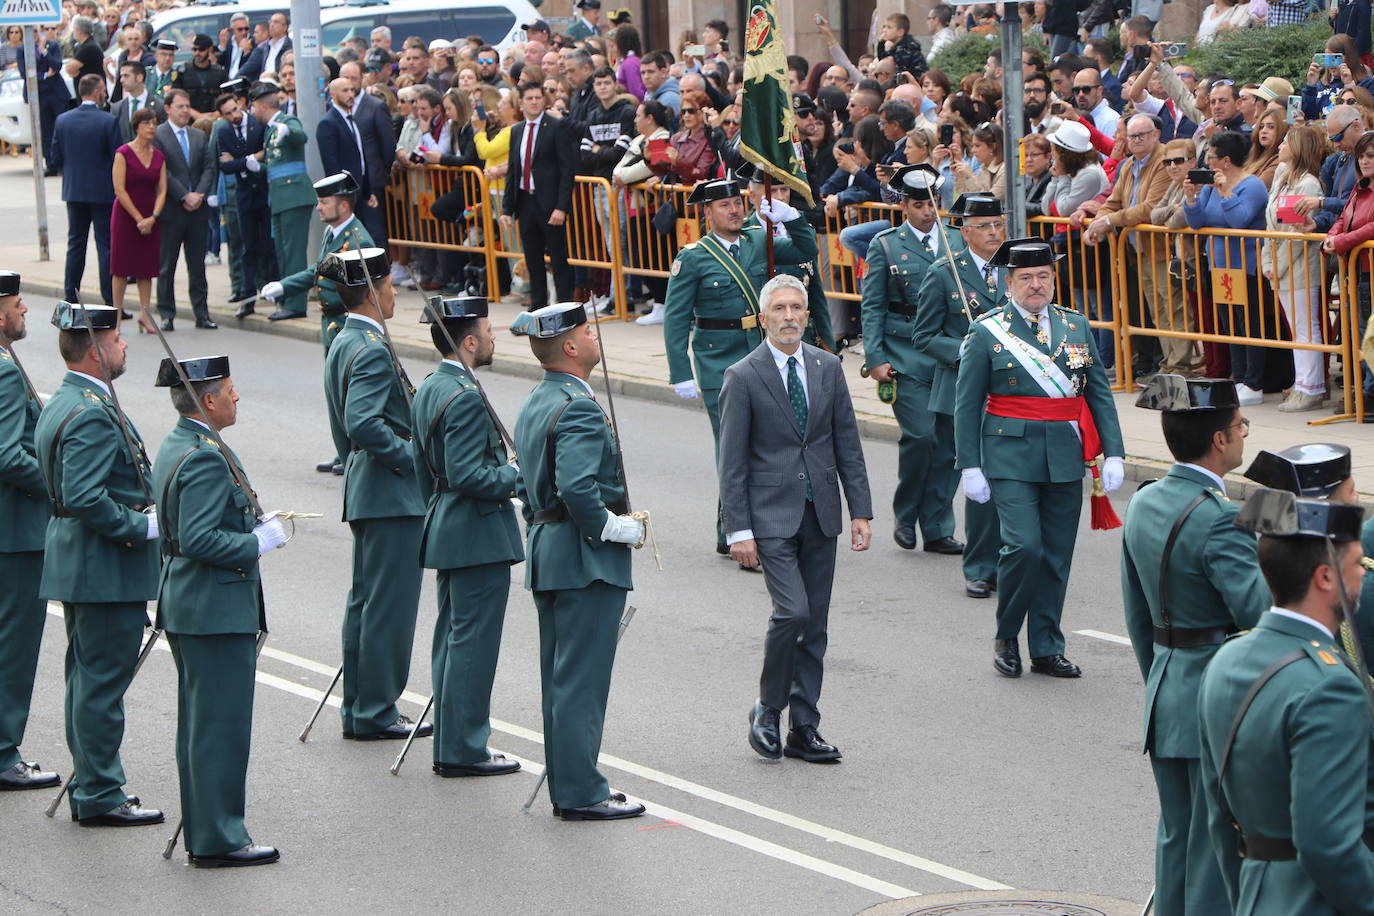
[1102,456,1124,493]
[600,509,645,546]
[674,379,699,399]
[507,456,520,474]
[206,194,218,208]
[961,467,991,504]
[252,517,288,555]
[144,507,159,540]
[243,156,261,173]
[259,281,283,301]
[757,197,800,224]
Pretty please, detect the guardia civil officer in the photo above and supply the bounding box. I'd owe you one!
[150,355,283,867]
[860,166,963,559]
[1121,374,1269,915]
[35,302,162,824]
[512,302,646,820]
[413,296,523,778]
[247,81,312,321]
[911,193,1007,597]
[953,239,1124,679]
[321,248,429,740]
[661,177,817,554]
[1198,490,1374,914]
[0,273,60,791]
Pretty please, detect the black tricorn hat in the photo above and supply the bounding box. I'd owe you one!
[1244,443,1352,498]
[510,302,588,339]
[314,171,360,199]
[155,355,231,387]
[319,247,390,287]
[247,81,281,102]
[1135,375,1239,412]
[989,237,1062,268]
[422,295,489,322]
[0,270,20,297]
[890,163,942,200]
[220,77,250,96]
[52,301,118,331]
[949,193,1002,219]
[685,177,742,206]
[1235,488,1364,542]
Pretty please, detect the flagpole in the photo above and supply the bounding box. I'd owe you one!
[762,173,776,277]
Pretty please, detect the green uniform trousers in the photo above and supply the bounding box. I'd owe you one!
[432,563,510,766]
[0,551,46,770]
[272,206,312,317]
[1151,755,1227,916]
[222,184,244,297]
[63,601,147,818]
[534,581,625,809]
[963,497,1001,583]
[341,516,424,735]
[169,632,255,857]
[703,386,726,548]
[891,377,955,540]
[988,478,1082,657]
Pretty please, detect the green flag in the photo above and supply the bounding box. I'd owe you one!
[738,1,814,207]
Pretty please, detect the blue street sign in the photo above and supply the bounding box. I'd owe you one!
[0,0,61,26]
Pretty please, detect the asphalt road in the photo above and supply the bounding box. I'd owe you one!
[2,315,1156,915]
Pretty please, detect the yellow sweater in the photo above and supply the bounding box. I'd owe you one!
[474,125,511,192]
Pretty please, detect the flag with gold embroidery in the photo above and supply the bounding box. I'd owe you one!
[738,1,814,206]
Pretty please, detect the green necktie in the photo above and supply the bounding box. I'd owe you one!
[787,355,812,501]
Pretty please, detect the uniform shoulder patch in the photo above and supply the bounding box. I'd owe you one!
[671,259,682,276]
[1052,303,1081,315]
[874,226,898,239]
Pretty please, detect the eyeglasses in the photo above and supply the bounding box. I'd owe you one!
[1025,87,1048,95]
[966,220,1005,230]
[1163,157,1187,165]
[1223,418,1251,432]
[1127,130,1156,139]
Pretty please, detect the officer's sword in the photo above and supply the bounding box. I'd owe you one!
[931,215,978,325]
[1328,539,1374,714]
[1138,889,1154,915]
[522,604,637,811]
[74,302,155,508]
[225,295,258,309]
[6,341,40,402]
[297,664,343,742]
[361,261,414,409]
[586,302,631,509]
[388,694,434,775]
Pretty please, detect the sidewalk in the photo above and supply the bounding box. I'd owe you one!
[14,177,1374,498]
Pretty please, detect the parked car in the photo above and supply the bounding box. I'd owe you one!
[0,68,34,147]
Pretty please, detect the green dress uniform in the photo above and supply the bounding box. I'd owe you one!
[413,360,523,766]
[323,314,426,736]
[263,109,314,318]
[279,216,374,352]
[152,416,263,858]
[953,299,1123,659]
[147,65,175,101]
[35,371,160,818]
[514,371,633,810]
[742,212,834,350]
[1359,518,1374,665]
[0,343,52,773]
[563,16,599,40]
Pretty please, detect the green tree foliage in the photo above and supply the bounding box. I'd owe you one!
[1181,18,1331,84]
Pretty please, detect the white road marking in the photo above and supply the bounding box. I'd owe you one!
[1075,629,1133,646]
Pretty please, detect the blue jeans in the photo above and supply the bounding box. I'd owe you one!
[840,220,889,261]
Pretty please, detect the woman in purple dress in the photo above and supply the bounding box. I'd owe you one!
[110,107,166,334]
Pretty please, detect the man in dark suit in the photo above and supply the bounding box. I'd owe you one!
[110,60,166,142]
[153,89,217,330]
[718,274,873,764]
[214,92,274,308]
[500,83,576,310]
[17,28,70,170]
[218,12,254,80]
[51,75,120,308]
[237,12,291,83]
[318,79,368,202]
[338,60,393,244]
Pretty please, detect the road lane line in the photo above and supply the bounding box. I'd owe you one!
[1074,629,1133,646]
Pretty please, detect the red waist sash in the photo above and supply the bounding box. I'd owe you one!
[985,394,1102,464]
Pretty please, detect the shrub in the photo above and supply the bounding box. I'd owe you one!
[928,30,1051,85]
[1183,18,1331,84]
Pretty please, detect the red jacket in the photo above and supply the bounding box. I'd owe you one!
[1329,178,1374,265]
[664,128,718,185]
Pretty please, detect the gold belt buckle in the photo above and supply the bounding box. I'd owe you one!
[740,314,758,330]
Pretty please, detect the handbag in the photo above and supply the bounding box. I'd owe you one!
[651,200,678,236]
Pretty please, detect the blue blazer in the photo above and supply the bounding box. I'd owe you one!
[17,41,68,104]
[317,107,366,194]
[50,104,120,203]
[214,115,268,211]
[352,93,394,199]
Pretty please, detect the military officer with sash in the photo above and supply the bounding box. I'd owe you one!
[247,81,313,321]
[35,302,163,825]
[511,302,646,821]
[954,239,1124,679]
[661,177,817,552]
[1198,490,1374,914]
[413,296,523,778]
[0,273,60,791]
[321,248,430,741]
[150,355,284,867]
[912,193,1008,598]
[1122,374,1269,916]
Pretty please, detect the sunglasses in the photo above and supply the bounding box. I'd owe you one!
[1212,79,1235,88]
[477,57,496,64]
[1072,85,1098,93]
[1163,157,1187,165]
[1331,123,1354,142]
[722,119,739,126]
[1340,97,1359,104]
[680,107,699,114]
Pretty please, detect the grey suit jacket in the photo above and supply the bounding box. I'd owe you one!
[111,95,165,143]
[718,342,872,540]
[152,120,215,223]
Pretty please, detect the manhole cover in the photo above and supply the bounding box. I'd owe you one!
[902,903,1108,915]
[856,890,1140,916]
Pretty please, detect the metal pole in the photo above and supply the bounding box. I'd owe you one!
[22,26,49,261]
[1001,2,1027,238]
[288,0,325,256]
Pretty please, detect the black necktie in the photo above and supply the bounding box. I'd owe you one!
[919,234,931,252]
[728,242,740,260]
[787,356,811,499]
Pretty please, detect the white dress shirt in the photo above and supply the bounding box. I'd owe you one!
[517,114,545,192]
[264,37,286,76]
[334,102,366,173]
[1268,606,1334,640]
[1012,299,1050,343]
[350,313,384,333]
[71,371,111,396]
[905,220,940,257]
[324,214,357,246]
[1177,462,1227,495]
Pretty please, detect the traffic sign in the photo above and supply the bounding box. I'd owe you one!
[0,0,61,25]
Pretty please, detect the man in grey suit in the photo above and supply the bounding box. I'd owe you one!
[718,274,873,764]
[153,88,216,330]
[110,60,165,142]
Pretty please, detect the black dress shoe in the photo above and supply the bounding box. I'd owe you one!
[160,319,174,331]
[994,638,1022,678]
[1030,654,1082,678]
[346,715,433,741]
[195,319,218,330]
[738,561,762,573]
[716,542,730,556]
[923,536,965,555]
[120,310,133,320]
[0,760,60,790]
[892,525,917,550]
[267,308,305,321]
[234,302,256,318]
[966,579,992,599]
[190,844,280,868]
[78,798,164,827]
[316,458,340,473]
[558,791,645,821]
[433,754,521,777]
[331,461,344,476]
[748,701,782,759]
[783,725,842,763]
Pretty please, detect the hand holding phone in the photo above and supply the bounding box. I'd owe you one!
[939,123,955,146]
[1188,168,1215,185]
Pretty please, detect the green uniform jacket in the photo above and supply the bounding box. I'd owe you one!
[1121,465,1269,757]
[953,302,1124,481]
[662,218,818,389]
[1199,612,1374,914]
[513,372,631,592]
[741,213,833,349]
[862,225,970,385]
[563,18,598,40]
[323,316,425,522]
[35,373,159,602]
[412,361,523,570]
[1357,519,1374,666]
[264,111,313,214]
[0,347,50,552]
[280,217,375,317]
[911,243,1008,416]
[151,418,262,635]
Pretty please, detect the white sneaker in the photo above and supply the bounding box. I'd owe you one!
[1277,390,1325,412]
[205,252,221,265]
[1235,383,1263,406]
[635,301,665,325]
[594,294,616,315]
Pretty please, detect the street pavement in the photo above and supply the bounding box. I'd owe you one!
[2,314,1162,914]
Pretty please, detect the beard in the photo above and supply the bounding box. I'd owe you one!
[1025,99,1045,119]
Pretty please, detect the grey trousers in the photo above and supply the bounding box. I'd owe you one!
[755,502,837,729]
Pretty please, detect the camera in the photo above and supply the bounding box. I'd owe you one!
[1187,168,1215,185]
[1162,42,1187,59]
[409,150,427,165]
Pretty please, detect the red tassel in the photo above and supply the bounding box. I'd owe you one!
[1089,463,1122,531]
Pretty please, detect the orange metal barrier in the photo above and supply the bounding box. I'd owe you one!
[384,164,497,292]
